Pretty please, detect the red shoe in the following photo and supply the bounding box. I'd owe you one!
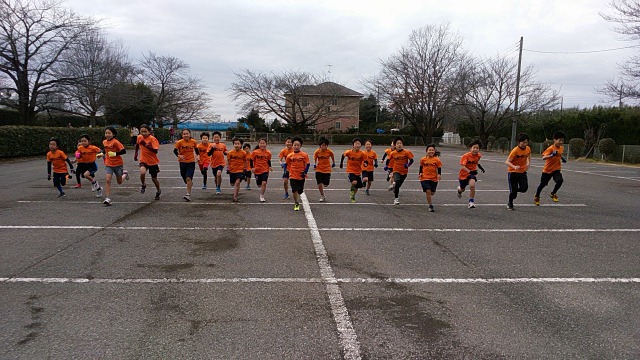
[73,184,82,188]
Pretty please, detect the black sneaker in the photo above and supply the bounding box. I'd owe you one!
[140,184,146,194]
[507,203,514,211]
[154,191,161,200]
[57,192,66,198]
[428,205,434,212]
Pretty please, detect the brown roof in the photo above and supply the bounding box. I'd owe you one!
[294,82,363,97]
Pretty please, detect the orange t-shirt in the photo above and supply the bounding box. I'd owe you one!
[197,142,212,165]
[227,148,248,173]
[279,147,294,163]
[389,149,414,175]
[102,138,125,167]
[286,151,310,180]
[251,148,272,175]
[174,138,197,163]
[458,152,482,180]
[210,142,228,167]
[137,135,160,166]
[542,145,564,173]
[47,150,68,173]
[384,148,395,169]
[244,150,252,171]
[313,148,334,174]
[507,146,531,173]
[362,149,377,171]
[343,149,368,175]
[76,145,101,163]
[419,156,443,181]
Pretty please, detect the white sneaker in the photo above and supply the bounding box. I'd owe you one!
[319,196,325,202]
[91,181,99,191]
[183,193,191,202]
[468,201,476,209]
[388,183,395,191]
[260,195,265,202]
[122,170,129,181]
[457,187,462,198]
[393,198,400,205]
[96,187,103,197]
[103,197,112,205]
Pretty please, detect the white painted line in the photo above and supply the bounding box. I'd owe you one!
[1,277,638,284]
[2,226,637,232]
[301,193,362,360]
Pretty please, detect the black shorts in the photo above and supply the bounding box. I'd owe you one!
[179,162,196,182]
[459,174,477,190]
[76,162,98,178]
[540,170,563,186]
[212,165,224,174]
[139,163,160,177]
[348,173,364,189]
[315,172,331,186]
[243,170,252,179]
[290,178,305,194]
[282,170,290,179]
[362,170,374,182]
[420,180,438,193]
[229,172,245,184]
[255,172,269,186]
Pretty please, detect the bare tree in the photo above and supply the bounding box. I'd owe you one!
[600,1,640,101]
[453,55,560,147]
[49,30,138,126]
[230,70,356,133]
[139,52,211,128]
[371,24,466,142]
[0,0,97,124]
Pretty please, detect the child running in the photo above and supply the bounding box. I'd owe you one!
[419,144,443,212]
[75,134,103,197]
[362,139,378,195]
[285,136,310,211]
[227,137,249,202]
[46,137,75,198]
[313,137,335,202]
[197,132,212,189]
[102,126,129,205]
[250,138,272,203]
[386,137,414,205]
[279,137,294,200]
[208,131,227,194]
[457,139,485,208]
[505,133,531,210]
[174,129,198,202]
[340,137,369,203]
[134,124,161,200]
[243,143,252,190]
[381,140,396,185]
[534,131,567,205]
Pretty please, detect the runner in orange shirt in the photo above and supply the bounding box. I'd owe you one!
[419,144,443,212]
[381,140,396,184]
[285,136,310,211]
[46,137,75,197]
[243,143,253,190]
[101,126,129,206]
[534,131,567,205]
[362,139,378,195]
[174,129,198,202]
[250,138,273,202]
[74,134,103,196]
[505,133,531,210]
[196,132,212,190]
[313,137,335,202]
[227,137,249,202]
[386,137,414,205]
[279,137,294,200]
[457,139,485,209]
[340,137,369,203]
[208,131,227,194]
[134,124,161,200]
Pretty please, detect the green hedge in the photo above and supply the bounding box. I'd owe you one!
[0,126,170,158]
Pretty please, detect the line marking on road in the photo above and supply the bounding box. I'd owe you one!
[2,226,637,232]
[301,193,362,360]
[1,277,638,284]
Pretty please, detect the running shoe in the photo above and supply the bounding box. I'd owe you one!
[534,196,540,206]
[73,184,82,189]
[103,197,112,205]
[91,181,99,191]
[96,187,103,197]
[202,184,207,190]
[58,192,66,198]
[507,203,514,211]
[246,185,251,190]
[260,195,265,203]
[428,205,434,212]
[293,203,300,211]
[183,193,191,202]
[283,193,290,200]
[140,184,146,194]
[550,193,559,202]
[232,196,238,202]
[155,191,161,200]
[457,187,462,199]
[393,198,400,205]
[122,170,129,181]
[365,189,370,196]
[388,183,395,192]
[319,196,325,202]
[215,186,221,194]
[468,201,476,209]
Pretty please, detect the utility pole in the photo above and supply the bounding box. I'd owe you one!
[619,83,624,109]
[510,37,523,149]
[375,85,380,123]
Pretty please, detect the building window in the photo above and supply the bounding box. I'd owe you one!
[335,121,341,130]
[301,98,309,107]
[330,98,338,106]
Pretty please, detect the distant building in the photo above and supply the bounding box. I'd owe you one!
[285,82,363,133]
[180,121,247,131]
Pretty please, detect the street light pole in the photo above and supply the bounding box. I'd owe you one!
[510,37,523,148]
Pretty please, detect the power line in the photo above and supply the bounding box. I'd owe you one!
[523,45,640,54]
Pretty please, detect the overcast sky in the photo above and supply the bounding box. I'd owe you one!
[65,0,637,122]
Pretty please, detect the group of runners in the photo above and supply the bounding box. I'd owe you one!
[46,126,567,211]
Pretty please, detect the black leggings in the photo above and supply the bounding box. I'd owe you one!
[536,170,563,197]
[508,172,528,202]
[393,173,407,198]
